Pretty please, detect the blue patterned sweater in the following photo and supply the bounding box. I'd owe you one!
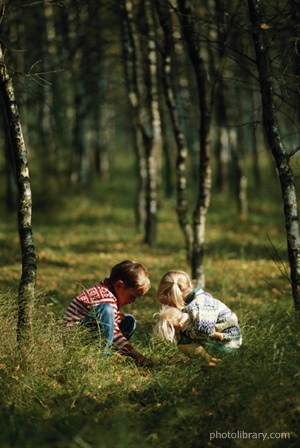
[181,288,242,348]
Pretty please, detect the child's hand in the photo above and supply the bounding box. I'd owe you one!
[128,348,152,367]
[213,332,223,341]
[136,354,152,367]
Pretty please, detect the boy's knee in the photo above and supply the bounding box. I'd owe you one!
[124,314,136,331]
[124,314,136,325]
[95,304,114,322]
[120,314,136,340]
[101,303,114,315]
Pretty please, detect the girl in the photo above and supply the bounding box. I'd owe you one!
[154,270,242,363]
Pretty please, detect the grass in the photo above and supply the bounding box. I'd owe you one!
[0,157,300,447]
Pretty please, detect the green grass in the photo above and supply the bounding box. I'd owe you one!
[0,159,300,447]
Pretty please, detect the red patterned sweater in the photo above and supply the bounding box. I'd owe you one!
[63,279,133,351]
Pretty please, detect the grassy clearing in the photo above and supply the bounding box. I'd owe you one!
[0,159,300,447]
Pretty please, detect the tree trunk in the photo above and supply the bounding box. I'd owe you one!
[121,0,147,230]
[87,2,110,181]
[214,87,229,194]
[67,6,90,185]
[229,127,248,220]
[178,0,212,286]
[248,0,300,317]
[2,111,17,211]
[0,42,37,340]
[42,2,57,158]
[121,0,161,243]
[155,0,193,256]
[144,0,161,245]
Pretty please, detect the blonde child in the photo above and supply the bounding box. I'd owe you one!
[154,270,242,363]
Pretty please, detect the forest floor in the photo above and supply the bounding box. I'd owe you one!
[0,171,300,447]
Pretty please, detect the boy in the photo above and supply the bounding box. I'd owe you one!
[63,260,151,366]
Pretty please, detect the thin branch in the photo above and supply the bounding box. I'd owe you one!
[265,234,290,282]
[16,60,65,87]
[255,272,291,296]
[258,235,291,297]
[4,1,66,16]
[0,1,4,24]
[288,145,300,159]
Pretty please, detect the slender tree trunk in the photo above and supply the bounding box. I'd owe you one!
[160,103,174,198]
[2,112,17,211]
[74,87,89,184]
[155,0,193,256]
[178,0,212,286]
[121,0,147,230]
[248,0,300,317]
[229,128,248,220]
[122,0,161,244]
[68,7,89,185]
[87,2,110,181]
[214,86,229,194]
[249,86,261,187]
[144,0,161,245]
[0,42,37,340]
[42,2,57,158]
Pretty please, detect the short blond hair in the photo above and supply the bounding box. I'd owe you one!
[153,305,188,343]
[156,270,193,309]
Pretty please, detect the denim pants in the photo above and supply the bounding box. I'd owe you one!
[81,303,136,350]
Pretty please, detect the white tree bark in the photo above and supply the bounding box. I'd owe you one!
[0,42,37,340]
[248,0,300,316]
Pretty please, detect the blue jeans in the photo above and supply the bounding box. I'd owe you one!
[81,304,136,351]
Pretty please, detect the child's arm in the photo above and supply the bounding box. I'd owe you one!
[213,332,224,341]
[127,348,152,366]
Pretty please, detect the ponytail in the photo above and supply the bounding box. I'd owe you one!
[156,270,193,309]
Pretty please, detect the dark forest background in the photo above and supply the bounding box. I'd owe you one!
[1,0,299,208]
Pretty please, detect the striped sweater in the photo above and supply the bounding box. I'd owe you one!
[63,279,133,351]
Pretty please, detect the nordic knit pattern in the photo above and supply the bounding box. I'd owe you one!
[183,289,242,348]
[63,279,133,351]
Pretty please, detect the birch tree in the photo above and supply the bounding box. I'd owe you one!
[248,0,300,317]
[144,0,162,245]
[155,0,193,256]
[177,0,212,286]
[0,38,37,340]
[121,0,161,244]
[121,0,148,230]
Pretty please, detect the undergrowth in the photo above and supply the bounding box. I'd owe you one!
[0,290,299,447]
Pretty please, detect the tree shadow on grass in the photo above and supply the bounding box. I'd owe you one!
[209,235,288,262]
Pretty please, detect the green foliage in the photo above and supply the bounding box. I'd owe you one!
[0,161,300,447]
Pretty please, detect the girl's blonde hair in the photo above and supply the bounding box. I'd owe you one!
[156,270,194,309]
[153,305,188,343]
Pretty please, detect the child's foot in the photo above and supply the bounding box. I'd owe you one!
[208,357,220,366]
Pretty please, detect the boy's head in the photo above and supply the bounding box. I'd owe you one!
[109,260,150,306]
